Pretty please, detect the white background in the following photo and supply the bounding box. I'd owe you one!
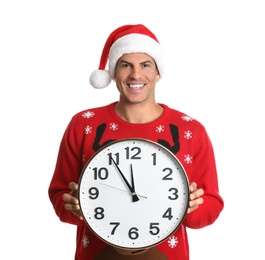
[1,1,264,259]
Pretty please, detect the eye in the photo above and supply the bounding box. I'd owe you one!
[142,62,151,68]
[143,63,150,68]
[122,63,130,68]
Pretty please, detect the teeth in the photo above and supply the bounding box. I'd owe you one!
[129,84,144,89]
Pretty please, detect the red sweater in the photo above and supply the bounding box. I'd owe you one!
[48,102,224,260]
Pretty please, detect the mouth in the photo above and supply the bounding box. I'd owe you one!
[128,84,145,89]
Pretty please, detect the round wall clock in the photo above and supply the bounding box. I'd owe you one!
[78,138,189,252]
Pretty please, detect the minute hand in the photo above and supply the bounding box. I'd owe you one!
[110,157,139,202]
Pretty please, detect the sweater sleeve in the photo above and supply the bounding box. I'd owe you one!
[48,118,85,226]
[183,127,224,229]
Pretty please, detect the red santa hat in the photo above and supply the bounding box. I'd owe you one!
[89,24,164,89]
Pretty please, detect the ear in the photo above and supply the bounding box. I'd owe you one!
[156,72,160,81]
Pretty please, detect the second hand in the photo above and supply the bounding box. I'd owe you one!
[99,182,148,199]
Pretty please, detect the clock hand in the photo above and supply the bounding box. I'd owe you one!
[99,183,147,199]
[130,164,139,202]
[110,157,140,202]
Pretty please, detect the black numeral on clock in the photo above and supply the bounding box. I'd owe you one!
[94,207,104,219]
[163,207,173,220]
[162,167,173,180]
[108,153,119,165]
[125,146,141,160]
[92,167,108,180]
[149,223,160,235]
[128,227,139,240]
[151,153,157,165]
[88,187,99,199]
[110,222,120,235]
[168,187,178,200]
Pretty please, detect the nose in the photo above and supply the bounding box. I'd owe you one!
[129,67,142,80]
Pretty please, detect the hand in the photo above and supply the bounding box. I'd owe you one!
[187,182,204,214]
[130,164,139,201]
[110,157,139,202]
[62,182,84,220]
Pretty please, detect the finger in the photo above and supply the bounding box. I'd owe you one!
[189,182,197,192]
[69,182,78,191]
[189,184,204,199]
[187,201,199,214]
[187,204,199,214]
[187,189,204,214]
[62,193,79,205]
[191,188,204,200]
[190,197,204,206]
[64,202,80,211]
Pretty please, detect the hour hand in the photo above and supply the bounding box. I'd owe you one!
[130,164,139,202]
[111,157,139,202]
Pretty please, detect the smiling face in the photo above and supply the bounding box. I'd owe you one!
[114,53,160,105]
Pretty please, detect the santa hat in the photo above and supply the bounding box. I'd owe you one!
[89,24,164,89]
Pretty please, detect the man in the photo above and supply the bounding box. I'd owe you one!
[48,24,224,259]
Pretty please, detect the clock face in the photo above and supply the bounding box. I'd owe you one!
[78,138,189,250]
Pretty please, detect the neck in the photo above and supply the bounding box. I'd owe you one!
[114,102,164,124]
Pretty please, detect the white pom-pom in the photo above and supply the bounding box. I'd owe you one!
[89,70,112,89]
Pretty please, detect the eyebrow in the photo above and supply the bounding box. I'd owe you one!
[119,59,153,65]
